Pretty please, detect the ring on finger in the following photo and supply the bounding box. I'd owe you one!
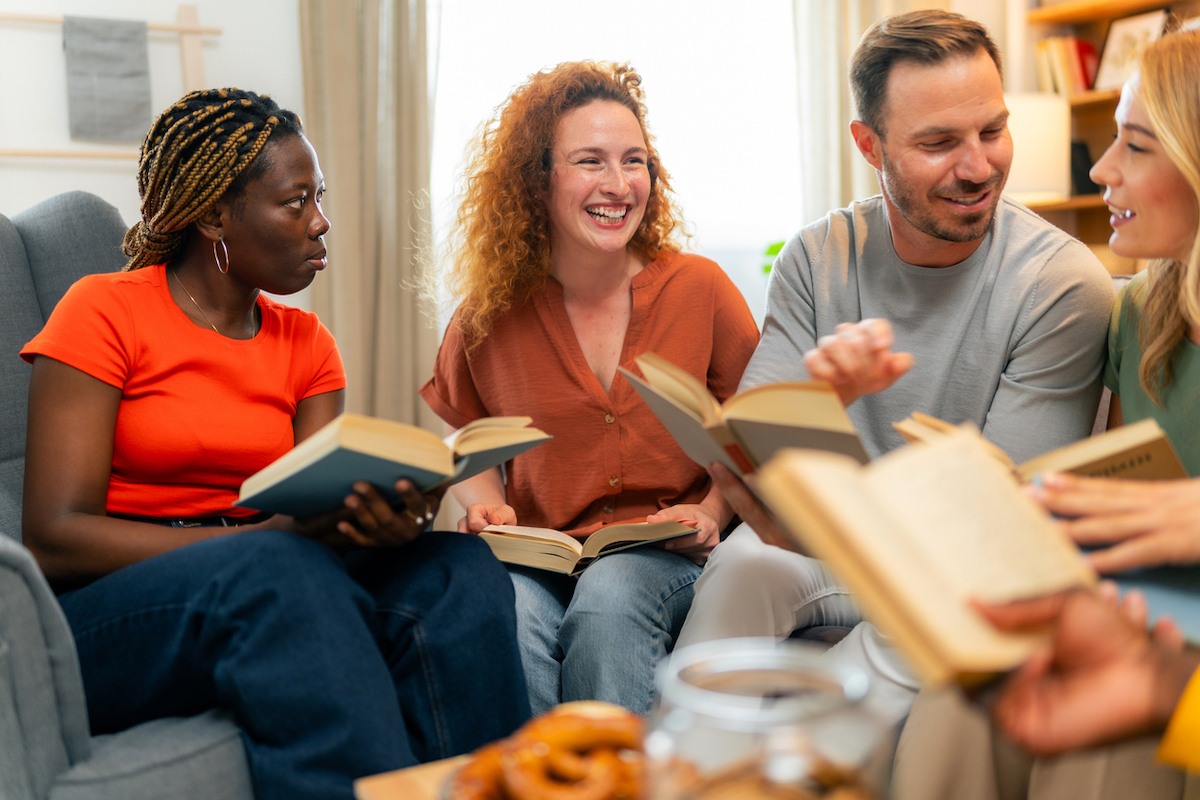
[404,508,436,526]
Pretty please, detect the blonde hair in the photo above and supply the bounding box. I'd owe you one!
[444,61,686,346]
[1131,29,1200,404]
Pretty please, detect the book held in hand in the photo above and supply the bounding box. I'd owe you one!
[619,351,868,477]
[753,428,1095,686]
[479,519,697,576]
[896,415,1199,644]
[236,413,550,517]
[893,413,1186,483]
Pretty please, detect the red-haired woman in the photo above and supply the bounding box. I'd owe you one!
[421,61,759,715]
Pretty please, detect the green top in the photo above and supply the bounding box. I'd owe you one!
[1105,271,1200,476]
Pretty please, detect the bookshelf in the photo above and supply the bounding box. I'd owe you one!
[1024,0,1178,274]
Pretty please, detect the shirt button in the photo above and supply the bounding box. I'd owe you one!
[605,413,616,424]
[603,504,613,514]
[609,476,619,487]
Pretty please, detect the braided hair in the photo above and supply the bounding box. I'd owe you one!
[122,88,303,271]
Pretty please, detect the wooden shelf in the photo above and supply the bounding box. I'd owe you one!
[1070,88,1122,107]
[0,148,138,160]
[1028,0,1170,25]
[1026,194,1107,212]
[0,11,221,35]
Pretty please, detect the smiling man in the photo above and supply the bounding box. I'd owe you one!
[677,9,1115,722]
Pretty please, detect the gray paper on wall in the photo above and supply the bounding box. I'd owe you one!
[63,16,152,143]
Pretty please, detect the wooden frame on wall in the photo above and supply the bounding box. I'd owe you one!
[0,4,220,160]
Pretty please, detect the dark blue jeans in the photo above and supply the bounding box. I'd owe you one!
[57,529,530,800]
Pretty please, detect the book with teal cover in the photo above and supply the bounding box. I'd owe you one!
[235,413,550,517]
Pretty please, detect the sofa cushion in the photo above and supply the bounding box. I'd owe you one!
[0,215,44,542]
[0,536,91,800]
[0,193,126,544]
[50,711,252,800]
[12,191,128,324]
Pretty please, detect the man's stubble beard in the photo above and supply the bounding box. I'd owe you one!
[879,149,1006,244]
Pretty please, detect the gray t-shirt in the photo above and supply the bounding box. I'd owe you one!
[743,195,1115,463]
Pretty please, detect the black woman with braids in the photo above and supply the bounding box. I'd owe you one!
[19,88,529,800]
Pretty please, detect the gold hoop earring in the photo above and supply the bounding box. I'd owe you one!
[213,239,230,274]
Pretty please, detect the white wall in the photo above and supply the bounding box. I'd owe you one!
[0,0,305,227]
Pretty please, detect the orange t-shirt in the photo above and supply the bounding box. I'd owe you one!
[420,252,759,534]
[21,264,346,519]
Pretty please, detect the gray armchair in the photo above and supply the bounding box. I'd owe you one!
[0,192,253,800]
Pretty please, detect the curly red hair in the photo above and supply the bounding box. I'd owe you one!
[445,61,687,345]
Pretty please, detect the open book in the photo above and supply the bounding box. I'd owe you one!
[237,413,551,517]
[893,413,1186,483]
[754,428,1095,686]
[479,520,697,576]
[619,352,868,476]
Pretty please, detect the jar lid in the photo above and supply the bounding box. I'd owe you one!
[654,637,870,731]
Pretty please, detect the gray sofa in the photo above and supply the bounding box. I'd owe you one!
[0,192,253,799]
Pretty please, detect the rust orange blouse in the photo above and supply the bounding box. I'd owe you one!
[420,252,759,535]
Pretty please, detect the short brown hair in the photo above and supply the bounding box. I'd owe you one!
[850,9,1002,137]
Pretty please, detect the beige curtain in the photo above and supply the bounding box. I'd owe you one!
[298,0,439,430]
[792,0,946,223]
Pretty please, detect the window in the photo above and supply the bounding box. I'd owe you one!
[429,0,801,326]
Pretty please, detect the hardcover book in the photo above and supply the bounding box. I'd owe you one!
[237,413,551,517]
[620,351,868,477]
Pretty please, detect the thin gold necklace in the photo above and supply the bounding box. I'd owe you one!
[169,265,220,334]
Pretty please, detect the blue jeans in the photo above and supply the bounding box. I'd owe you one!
[509,547,701,716]
[57,530,530,800]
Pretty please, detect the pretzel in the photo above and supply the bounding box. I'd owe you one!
[512,712,643,753]
[501,744,622,800]
[448,704,644,800]
[451,743,506,800]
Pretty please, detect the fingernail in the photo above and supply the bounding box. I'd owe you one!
[1041,472,1066,488]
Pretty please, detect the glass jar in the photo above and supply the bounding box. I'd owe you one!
[645,638,892,800]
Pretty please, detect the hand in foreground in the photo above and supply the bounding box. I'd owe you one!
[459,503,518,533]
[802,318,914,407]
[978,589,1200,757]
[292,478,442,548]
[1095,580,1186,651]
[1028,472,1200,573]
[649,503,722,564]
[706,463,809,554]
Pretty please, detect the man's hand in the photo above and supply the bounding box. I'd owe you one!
[802,318,914,407]
[458,503,518,533]
[1028,473,1200,573]
[979,589,1200,756]
[706,462,809,554]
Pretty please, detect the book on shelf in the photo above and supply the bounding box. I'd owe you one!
[236,413,551,517]
[479,519,697,576]
[753,427,1096,686]
[1071,140,1102,195]
[1075,37,1099,90]
[892,413,1186,483]
[618,351,868,478]
[1035,36,1098,95]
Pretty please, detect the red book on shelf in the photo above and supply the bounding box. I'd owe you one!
[1073,38,1099,90]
